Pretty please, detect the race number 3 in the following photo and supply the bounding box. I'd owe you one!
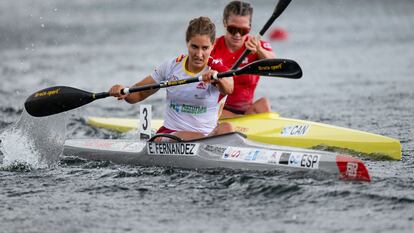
[140,105,152,140]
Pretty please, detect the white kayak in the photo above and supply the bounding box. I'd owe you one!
[86,113,402,160]
[63,132,371,182]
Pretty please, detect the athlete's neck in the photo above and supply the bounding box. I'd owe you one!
[185,59,206,74]
[224,38,243,53]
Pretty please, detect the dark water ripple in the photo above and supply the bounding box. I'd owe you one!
[0,162,35,172]
[59,155,89,166]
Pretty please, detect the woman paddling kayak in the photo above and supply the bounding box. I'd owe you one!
[109,16,234,141]
[211,1,276,118]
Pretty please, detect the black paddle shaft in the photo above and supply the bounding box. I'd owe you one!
[231,0,292,70]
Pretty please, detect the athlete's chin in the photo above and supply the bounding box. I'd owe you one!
[192,60,205,67]
[230,39,243,47]
[190,62,203,70]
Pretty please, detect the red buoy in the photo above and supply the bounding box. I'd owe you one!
[269,27,288,41]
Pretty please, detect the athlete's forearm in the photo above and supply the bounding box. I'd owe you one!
[216,77,233,95]
[124,75,159,104]
[124,89,157,104]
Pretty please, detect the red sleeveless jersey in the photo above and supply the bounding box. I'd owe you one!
[211,36,273,112]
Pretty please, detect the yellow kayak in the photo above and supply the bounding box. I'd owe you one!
[86,112,401,160]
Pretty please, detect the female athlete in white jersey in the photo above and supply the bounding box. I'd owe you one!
[108,17,234,141]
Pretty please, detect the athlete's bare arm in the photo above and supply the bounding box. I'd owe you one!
[108,75,159,104]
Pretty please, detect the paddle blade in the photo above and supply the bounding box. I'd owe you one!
[232,58,302,79]
[24,86,96,117]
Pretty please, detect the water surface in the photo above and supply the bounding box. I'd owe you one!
[1,0,413,232]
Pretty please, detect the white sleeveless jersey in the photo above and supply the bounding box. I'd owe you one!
[151,55,224,135]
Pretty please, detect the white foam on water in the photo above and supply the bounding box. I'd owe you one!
[0,109,67,169]
[0,127,41,168]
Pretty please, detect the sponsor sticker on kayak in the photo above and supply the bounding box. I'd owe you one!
[222,148,320,169]
[285,152,320,169]
[281,124,311,136]
[222,147,272,163]
[147,142,199,156]
[83,140,116,149]
[122,142,146,152]
[346,162,358,178]
[203,145,228,156]
[82,140,145,151]
[268,152,282,164]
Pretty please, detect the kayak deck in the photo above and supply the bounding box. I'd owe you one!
[86,112,401,160]
[64,132,371,182]
[223,113,401,160]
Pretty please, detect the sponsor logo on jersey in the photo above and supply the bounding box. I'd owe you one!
[212,59,221,65]
[215,58,223,64]
[169,101,207,114]
[196,82,207,89]
[262,42,272,50]
[168,75,179,81]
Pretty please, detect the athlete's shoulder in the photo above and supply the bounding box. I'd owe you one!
[175,54,185,63]
[154,55,184,77]
[212,36,226,50]
[215,35,225,43]
[158,54,185,67]
[163,54,186,69]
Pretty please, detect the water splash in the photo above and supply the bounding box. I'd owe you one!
[0,109,67,169]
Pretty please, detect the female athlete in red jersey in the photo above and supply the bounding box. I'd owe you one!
[211,1,276,118]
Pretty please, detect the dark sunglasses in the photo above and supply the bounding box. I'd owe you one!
[226,25,250,36]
